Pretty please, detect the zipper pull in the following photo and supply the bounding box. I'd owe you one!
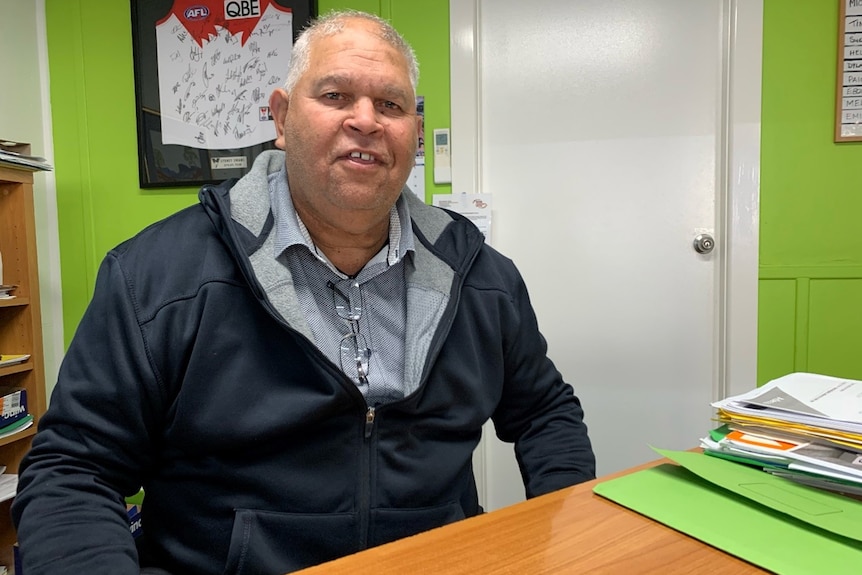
[364,406,376,439]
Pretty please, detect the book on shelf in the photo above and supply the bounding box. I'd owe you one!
[0,354,29,368]
[0,415,33,440]
[0,387,27,427]
[0,140,52,172]
[128,504,143,539]
[0,285,16,300]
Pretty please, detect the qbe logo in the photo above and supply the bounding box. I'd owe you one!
[184,5,210,20]
[224,0,260,20]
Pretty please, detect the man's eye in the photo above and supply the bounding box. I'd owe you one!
[324,93,342,100]
[380,101,401,111]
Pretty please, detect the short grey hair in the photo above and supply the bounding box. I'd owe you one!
[283,10,420,96]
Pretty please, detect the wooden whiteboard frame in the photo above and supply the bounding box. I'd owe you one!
[836,0,862,142]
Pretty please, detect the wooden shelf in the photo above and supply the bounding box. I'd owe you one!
[0,428,36,450]
[0,151,47,562]
[0,362,32,378]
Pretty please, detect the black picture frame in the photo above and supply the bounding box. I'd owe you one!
[130,0,317,188]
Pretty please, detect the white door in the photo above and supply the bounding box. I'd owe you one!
[451,0,762,510]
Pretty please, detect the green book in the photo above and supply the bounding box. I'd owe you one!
[0,414,33,438]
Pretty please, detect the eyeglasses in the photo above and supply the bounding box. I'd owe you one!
[327,279,371,385]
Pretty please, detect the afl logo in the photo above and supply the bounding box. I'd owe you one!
[184,6,210,20]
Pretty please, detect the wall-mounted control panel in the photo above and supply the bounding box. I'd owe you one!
[433,128,451,184]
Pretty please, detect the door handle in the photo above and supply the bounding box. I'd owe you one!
[693,234,715,254]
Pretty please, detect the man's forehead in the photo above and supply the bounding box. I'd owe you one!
[303,35,412,89]
[312,72,407,91]
[311,26,396,61]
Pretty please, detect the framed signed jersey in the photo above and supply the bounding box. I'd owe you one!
[130,0,316,187]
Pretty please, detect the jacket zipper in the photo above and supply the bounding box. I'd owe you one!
[364,406,376,439]
[254,308,377,550]
[359,405,376,548]
[240,294,377,550]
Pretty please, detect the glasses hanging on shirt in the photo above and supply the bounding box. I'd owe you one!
[327,279,371,385]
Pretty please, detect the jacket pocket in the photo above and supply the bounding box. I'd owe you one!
[222,508,358,575]
[368,502,466,548]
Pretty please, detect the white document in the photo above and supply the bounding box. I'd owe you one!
[156,2,293,149]
[432,194,492,244]
[406,95,426,202]
[713,372,862,431]
[0,474,17,503]
[408,157,425,202]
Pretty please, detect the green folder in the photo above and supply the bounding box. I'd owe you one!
[593,449,862,575]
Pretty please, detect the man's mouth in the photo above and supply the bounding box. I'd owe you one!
[348,151,376,163]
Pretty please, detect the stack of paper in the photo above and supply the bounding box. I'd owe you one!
[0,148,53,171]
[0,285,15,300]
[594,372,862,574]
[702,372,862,496]
[0,474,17,503]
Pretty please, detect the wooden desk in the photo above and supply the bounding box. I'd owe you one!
[293,459,767,574]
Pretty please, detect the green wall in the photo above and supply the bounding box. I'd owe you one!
[758,0,862,384]
[45,0,451,345]
[46,0,862,386]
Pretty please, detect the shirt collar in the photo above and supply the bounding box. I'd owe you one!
[268,164,415,273]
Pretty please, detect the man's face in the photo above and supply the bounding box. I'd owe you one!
[271,19,419,228]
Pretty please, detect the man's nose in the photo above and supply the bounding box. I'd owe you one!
[344,98,382,135]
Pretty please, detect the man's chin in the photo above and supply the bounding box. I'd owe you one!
[329,183,403,209]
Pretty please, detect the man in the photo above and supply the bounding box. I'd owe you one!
[12,10,595,575]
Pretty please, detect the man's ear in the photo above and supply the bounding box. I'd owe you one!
[269,88,290,150]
